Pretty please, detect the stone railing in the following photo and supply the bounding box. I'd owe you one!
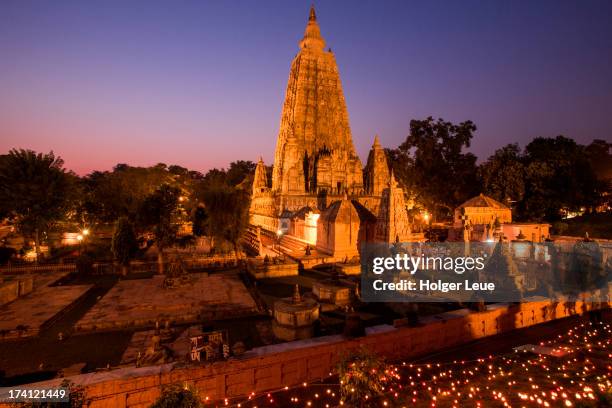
[0,263,76,275]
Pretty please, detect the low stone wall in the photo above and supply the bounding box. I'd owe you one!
[0,275,34,306]
[6,293,609,408]
[247,260,299,279]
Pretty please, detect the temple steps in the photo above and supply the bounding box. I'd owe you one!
[279,234,309,255]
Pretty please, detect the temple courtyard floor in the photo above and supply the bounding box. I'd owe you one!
[74,272,260,332]
[0,272,92,340]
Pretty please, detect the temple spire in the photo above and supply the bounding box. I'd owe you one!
[372,134,381,148]
[389,169,397,187]
[292,284,302,303]
[300,5,326,51]
[252,156,269,195]
[364,134,390,195]
[309,5,317,21]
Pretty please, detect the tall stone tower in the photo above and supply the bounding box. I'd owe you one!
[249,7,409,245]
[364,135,391,196]
[271,6,363,196]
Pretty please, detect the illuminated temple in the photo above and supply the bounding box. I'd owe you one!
[249,7,411,259]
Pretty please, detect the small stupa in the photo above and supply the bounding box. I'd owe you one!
[272,284,319,341]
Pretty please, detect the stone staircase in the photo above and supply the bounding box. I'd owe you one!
[241,226,263,256]
[279,234,309,255]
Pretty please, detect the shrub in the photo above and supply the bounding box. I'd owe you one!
[150,383,203,408]
[337,347,390,407]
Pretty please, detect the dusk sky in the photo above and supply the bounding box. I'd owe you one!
[1,0,611,175]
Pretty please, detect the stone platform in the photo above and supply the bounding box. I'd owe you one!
[75,273,260,332]
[0,273,92,340]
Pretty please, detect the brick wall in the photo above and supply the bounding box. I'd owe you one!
[2,296,609,408]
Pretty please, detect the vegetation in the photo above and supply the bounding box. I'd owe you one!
[0,121,609,262]
[150,383,203,408]
[480,137,608,222]
[111,216,139,275]
[199,184,250,256]
[388,118,609,225]
[552,212,612,239]
[337,347,390,407]
[0,149,75,261]
[478,143,526,205]
[138,185,181,274]
[387,117,479,220]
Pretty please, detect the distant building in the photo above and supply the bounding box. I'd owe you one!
[451,193,549,242]
[453,194,512,228]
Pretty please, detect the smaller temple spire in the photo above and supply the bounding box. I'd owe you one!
[372,134,381,148]
[252,156,269,195]
[389,169,398,188]
[309,5,317,21]
[292,284,302,303]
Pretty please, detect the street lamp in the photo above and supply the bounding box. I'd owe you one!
[82,228,90,236]
[422,212,431,239]
[276,229,283,255]
[76,234,83,256]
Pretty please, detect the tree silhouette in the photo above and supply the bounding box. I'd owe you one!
[111,216,139,275]
[139,185,181,274]
[0,149,74,261]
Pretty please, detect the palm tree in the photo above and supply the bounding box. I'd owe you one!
[0,149,74,262]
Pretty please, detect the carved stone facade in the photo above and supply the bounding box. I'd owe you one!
[316,196,376,259]
[249,7,412,256]
[364,135,390,196]
[271,6,363,197]
[375,172,412,243]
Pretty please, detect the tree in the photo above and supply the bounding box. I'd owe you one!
[585,139,612,180]
[81,165,173,223]
[111,217,138,275]
[337,347,390,407]
[192,206,209,237]
[139,185,181,274]
[226,160,256,187]
[479,144,526,205]
[200,185,250,256]
[0,149,74,261]
[150,383,203,408]
[390,117,479,220]
[517,136,599,221]
[585,139,612,210]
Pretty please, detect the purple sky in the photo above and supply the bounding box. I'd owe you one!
[1,0,611,175]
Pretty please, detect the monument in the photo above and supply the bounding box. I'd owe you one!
[249,7,412,258]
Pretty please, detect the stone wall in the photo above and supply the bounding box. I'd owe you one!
[0,275,34,306]
[246,259,299,279]
[4,294,608,408]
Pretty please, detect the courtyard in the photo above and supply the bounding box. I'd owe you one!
[75,272,260,332]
